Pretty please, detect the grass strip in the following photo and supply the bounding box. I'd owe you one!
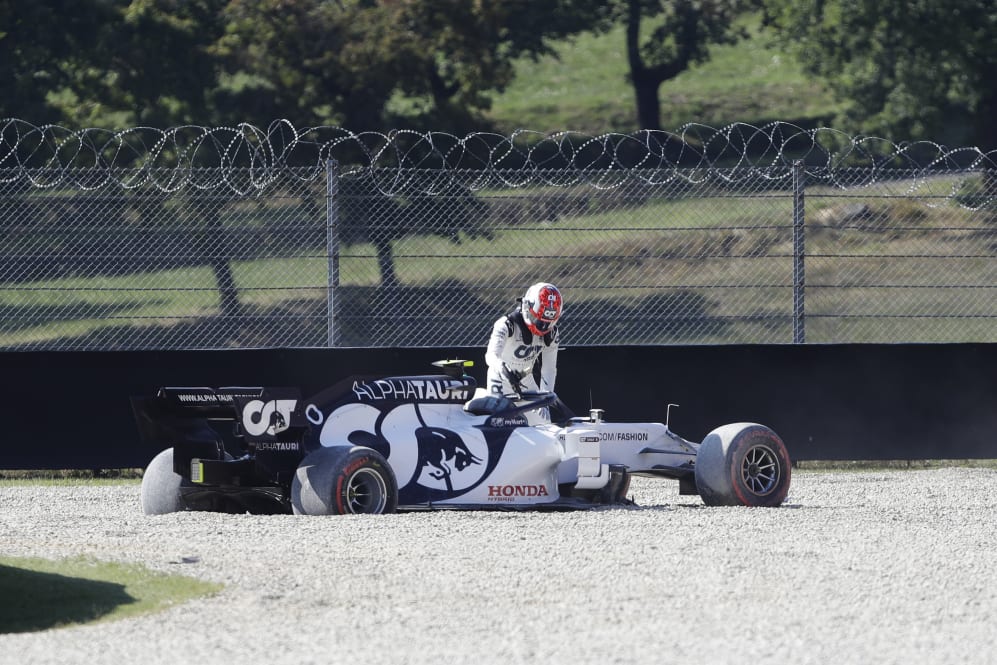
[0,469,143,484]
[0,556,222,634]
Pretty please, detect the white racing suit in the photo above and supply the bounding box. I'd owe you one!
[485,311,559,396]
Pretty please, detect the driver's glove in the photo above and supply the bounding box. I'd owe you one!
[502,363,522,388]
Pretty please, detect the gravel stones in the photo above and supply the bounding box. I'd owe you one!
[1,468,996,664]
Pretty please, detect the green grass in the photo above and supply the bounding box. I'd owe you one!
[0,471,141,484]
[0,258,331,348]
[0,556,222,634]
[486,14,841,134]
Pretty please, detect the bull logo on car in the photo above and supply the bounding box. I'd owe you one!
[414,426,482,493]
[318,401,495,501]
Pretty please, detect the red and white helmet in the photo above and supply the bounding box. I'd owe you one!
[521,282,563,337]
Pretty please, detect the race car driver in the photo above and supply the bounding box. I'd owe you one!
[485,282,563,396]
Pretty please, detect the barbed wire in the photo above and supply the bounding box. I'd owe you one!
[1,118,994,201]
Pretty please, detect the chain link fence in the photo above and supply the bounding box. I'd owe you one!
[1,120,995,350]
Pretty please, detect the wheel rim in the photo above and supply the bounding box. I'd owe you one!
[740,444,781,496]
[345,468,389,513]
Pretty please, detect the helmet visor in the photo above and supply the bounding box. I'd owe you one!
[525,303,560,333]
[532,317,552,333]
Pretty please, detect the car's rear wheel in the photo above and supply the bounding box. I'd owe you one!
[694,423,791,507]
[141,447,186,515]
[291,446,398,515]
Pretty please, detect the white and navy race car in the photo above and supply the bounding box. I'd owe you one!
[133,360,791,515]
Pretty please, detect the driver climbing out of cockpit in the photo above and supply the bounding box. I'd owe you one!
[485,282,563,397]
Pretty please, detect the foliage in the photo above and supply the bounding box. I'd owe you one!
[762,0,997,149]
[379,0,611,130]
[3,0,993,149]
[0,0,115,124]
[0,0,227,127]
[212,0,394,130]
[0,1,609,131]
[214,0,611,131]
[81,0,225,128]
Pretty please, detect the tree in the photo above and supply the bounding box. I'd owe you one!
[212,0,609,131]
[0,0,113,122]
[762,0,997,150]
[381,0,611,129]
[77,0,226,128]
[0,1,228,128]
[338,171,489,289]
[615,0,748,130]
[211,1,396,130]
[3,0,611,131]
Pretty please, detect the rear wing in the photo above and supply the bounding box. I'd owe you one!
[131,386,303,454]
[148,386,268,419]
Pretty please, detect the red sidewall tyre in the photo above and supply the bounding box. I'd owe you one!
[292,446,398,515]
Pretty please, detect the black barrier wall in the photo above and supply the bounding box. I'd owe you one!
[1,344,995,469]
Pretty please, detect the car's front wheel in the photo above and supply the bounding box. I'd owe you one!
[291,446,398,515]
[694,423,791,507]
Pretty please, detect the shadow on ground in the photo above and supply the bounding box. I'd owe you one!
[0,565,135,633]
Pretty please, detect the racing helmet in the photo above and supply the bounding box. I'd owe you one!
[520,282,563,337]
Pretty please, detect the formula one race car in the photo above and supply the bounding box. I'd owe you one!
[132,360,791,515]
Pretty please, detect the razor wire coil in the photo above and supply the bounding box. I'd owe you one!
[1,119,995,350]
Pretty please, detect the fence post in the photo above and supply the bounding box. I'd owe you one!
[326,159,340,347]
[792,160,806,344]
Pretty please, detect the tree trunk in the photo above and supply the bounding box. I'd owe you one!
[211,259,240,320]
[633,73,663,131]
[373,237,398,289]
[625,0,706,133]
[202,198,241,321]
[974,85,997,152]
[975,89,997,201]
[625,0,662,131]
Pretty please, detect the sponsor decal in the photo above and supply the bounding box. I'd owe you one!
[487,485,550,501]
[600,431,649,442]
[175,391,258,404]
[254,441,300,452]
[351,378,466,402]
[176,393,235,404]
[486,415,527,428]
[513,344,539,359]
[242,399,297,436]
[579,435,600,443]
